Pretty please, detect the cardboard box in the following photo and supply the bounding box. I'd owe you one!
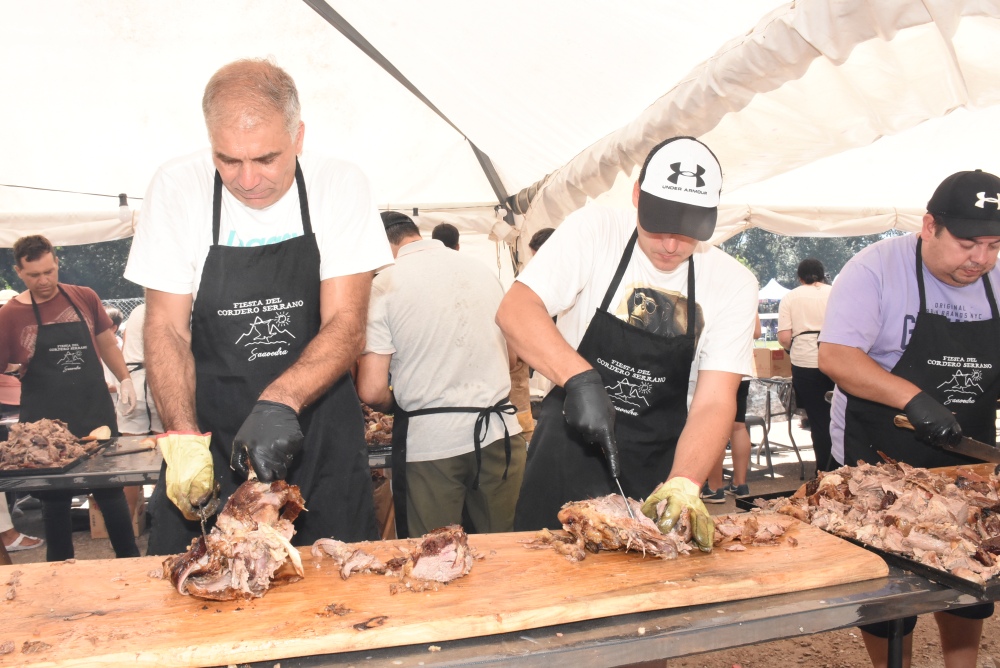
[753,347,792,378]
[89,485,146,538]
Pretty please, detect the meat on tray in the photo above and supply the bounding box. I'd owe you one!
[524,494,791,562]
[164,480,306,600]
[312,524,475,593]
[755,460,1000,584]
[361,403,393,446]
[0,419,88,470]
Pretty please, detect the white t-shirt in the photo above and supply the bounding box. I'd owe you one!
[777,282,832,368]
[125,149,393,298]
[365,239,521,462]
[518,205,758,406]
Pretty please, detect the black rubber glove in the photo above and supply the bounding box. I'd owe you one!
[231,400,304,482]
[563,369,620,476]
[904,391,962,448]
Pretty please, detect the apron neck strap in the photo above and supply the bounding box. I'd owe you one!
[916,237,999,319]
[599,228,697,336]
[212,158,312,245]
[29,285,84,327]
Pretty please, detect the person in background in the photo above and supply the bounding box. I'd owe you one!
[431,223,460,251]
[497,136,758,550]
[0,288,42,554]
[0,235,138,561]
[116,303,163,435]
[819,169,1000,668]
[102,306,124,403]
[702,314,761,501]
[357,212,524,538]
[778,258,835,473]
[125,58,390,554]
[528,227,555,256]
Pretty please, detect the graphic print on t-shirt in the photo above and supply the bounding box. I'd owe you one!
[614,285,704,341]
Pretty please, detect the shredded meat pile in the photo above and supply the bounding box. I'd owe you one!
[312,524,475,593]
[362,403,393,446]
[523,495,693,561]
[0,419,87,470]
[755,461,1000,584]
[164,480,306,600]
[524,495,794,562]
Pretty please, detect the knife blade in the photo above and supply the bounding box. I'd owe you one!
[893,414,1000,463]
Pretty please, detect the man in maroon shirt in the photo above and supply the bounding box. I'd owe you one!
[0,235,139,561]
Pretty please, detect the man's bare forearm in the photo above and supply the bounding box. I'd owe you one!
[819,342,920,410]
[496,282,590,386]
[669,371,740,484]
[144,291,198,431]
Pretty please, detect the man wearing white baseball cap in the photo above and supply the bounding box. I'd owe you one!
[497,136,758,549]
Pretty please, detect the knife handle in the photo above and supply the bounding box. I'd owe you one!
[893,414,915,431]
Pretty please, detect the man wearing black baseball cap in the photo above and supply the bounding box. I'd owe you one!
[497,136,758,550]
[820,169,1000,668]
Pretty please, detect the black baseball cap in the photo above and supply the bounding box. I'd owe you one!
[636,136,723,241]
[927,169,1000,238]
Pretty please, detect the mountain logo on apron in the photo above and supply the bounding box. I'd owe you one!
[53,343,86,372]
[934,364,988,406]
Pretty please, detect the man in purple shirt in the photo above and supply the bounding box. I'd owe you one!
[820,170,1000,668]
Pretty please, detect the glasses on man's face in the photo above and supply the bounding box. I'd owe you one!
[632,293,656,313]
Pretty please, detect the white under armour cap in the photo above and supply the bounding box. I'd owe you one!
[637,136,722,241]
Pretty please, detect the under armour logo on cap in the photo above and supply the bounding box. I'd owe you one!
[667,162,706,188]
[927,169,1000,238]
[636,136,723,241]
[975,192,1000,209]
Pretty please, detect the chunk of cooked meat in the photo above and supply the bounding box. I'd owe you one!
[164,480,306,600]
[524,495,692,562]
[0,419,88,470]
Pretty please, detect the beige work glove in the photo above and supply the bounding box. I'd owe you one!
[118,378,137,416]
[640,476,715,553]
[158,431,214,521]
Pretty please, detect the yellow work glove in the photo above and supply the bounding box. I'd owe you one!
[640,476,715,553]
[158,431,215,521]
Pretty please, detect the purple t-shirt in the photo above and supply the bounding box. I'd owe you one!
[820,233,1000,463]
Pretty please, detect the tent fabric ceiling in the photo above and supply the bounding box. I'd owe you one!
[2,0,999,250]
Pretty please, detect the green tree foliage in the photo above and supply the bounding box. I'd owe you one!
[0,238,141,299]
[720,228,905,311]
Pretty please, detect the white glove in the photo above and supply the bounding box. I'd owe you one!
[118,378,137,416]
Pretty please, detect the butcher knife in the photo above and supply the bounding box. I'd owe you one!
[893,414,1000,463]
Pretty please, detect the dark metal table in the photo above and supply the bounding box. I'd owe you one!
[247,565,986,668]
[0,436,162,493]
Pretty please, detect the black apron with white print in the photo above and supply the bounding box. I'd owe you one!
[843,238,1000,467]
[146,161,377,555]
[19,286,118,437]
[514,229,697,530]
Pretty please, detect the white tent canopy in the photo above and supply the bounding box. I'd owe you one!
[3,0,1000,252]
[758,279,791,301]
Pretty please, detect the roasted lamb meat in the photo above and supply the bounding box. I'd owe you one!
[0,419,89,470]
[361,403,393,446]
[524,495,693,562]
[312,524,475,593]
[164,480,306,600]
[756,461,1000,584]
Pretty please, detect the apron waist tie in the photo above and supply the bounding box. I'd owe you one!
[404,397,516,489]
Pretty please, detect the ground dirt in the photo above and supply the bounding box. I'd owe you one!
[5,419,1000,667]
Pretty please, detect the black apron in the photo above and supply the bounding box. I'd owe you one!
[514,229,697,531]
[843,239,1000,467]
[19,286,118,438]
[390,397,516,538]
[147,162,377,555]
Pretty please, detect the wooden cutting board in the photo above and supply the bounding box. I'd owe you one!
[0,516,886,667]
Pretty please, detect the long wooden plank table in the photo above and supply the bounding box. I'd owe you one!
[0,515,886,667]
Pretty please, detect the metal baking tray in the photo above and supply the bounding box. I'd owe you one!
[0,438,114,477]
[736,490,1000,599]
